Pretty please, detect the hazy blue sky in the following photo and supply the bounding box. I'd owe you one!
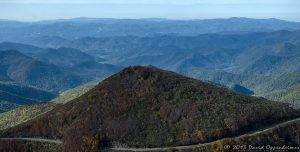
[0,0,299,21]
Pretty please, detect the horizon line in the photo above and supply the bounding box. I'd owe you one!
[1,17,299,23]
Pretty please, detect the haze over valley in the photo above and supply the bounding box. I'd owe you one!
[0,0,300,151]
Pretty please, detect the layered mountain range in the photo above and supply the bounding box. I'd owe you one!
[2,28,298,107]
[0,46,121,112]
[1,17,300,43]
[0,17,299,151]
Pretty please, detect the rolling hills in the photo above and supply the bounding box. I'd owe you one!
[186,68,300,105]
[34,30,299,75]
[1,66,299,151]
[0,48,120,112]
[0,43,121,81]
[28,47,96,67]
[30,30,298,104]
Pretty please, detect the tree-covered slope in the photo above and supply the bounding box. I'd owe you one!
[171,118,300,152]
[51,79,102,104]
[0,79,100,130]
[1,66,299,151]
[0,103,56,130]
[243,55,300,75]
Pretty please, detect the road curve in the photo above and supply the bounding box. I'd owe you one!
[0,137,62,144]
[110,117,300,151]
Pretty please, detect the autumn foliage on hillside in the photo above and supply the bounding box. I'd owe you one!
[1,66,299,151]
[0,139,62,152]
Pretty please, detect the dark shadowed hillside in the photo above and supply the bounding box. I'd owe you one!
[0,50,86,92]
[0,82,56,102]
[0,81,56,112]
[0,42,42,54]
[29,47,96,67]
[1,66,299,151]
[230,84,254,96]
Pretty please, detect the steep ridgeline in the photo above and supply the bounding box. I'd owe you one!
[0,79,100,130]
[51,79,102,104]
[1,66,299,151]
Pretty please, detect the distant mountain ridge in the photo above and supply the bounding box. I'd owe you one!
[1,18,300,43]
[36,30,299,76]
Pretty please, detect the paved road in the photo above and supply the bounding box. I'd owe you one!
[110,117,300,151]
[0,137,62,144]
